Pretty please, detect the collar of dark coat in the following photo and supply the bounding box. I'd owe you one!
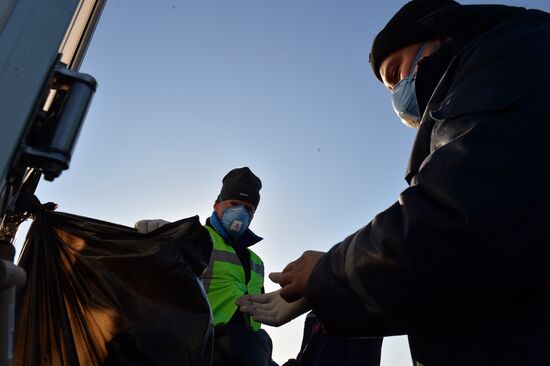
[404,4,550,185]
[205,217,263,249]
[405,47,462,185]
[415,39,460,119]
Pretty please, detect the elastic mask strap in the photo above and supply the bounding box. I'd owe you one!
[408,42,430,77]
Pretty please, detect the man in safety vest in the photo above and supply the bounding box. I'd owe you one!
[204,167,274,366]
[135,167,274,366]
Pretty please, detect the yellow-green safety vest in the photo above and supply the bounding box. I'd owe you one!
[203,225,264,331]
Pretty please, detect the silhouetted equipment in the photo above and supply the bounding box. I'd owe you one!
[0,1,105,364]
[21,67,97,182]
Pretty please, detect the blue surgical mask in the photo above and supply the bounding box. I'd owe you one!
[221,205,251,240]
[391,42,429,128]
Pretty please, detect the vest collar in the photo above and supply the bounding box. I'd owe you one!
[206,216,263,248]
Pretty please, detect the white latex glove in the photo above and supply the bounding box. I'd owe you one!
[236,288,311,327]
[134,219,170,233]
[236,289,310,327]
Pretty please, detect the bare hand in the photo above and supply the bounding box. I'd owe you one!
[278,250,325,302]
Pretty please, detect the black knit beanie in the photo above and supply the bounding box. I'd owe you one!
[370,0,460,82]
[218,167,262,209]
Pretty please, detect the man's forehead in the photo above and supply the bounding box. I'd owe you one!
[221,199,255,209]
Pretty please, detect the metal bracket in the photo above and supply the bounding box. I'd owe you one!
[21,65,97,181]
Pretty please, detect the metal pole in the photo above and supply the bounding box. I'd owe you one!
[0,181,32,366]
[0,287,15,366]
[0,260,26,366]
[0,236,16,366]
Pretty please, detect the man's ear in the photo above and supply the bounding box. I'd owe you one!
[213,201,223,218]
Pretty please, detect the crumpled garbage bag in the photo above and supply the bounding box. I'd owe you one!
[14,196,213,366]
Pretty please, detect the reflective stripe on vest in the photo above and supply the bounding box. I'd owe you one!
[203,225,264,331]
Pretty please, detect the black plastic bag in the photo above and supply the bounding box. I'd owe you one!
[14,199,213,366]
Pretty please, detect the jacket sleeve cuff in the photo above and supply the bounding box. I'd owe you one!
[306,248,404,337]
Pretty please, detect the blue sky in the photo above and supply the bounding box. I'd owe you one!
[15,0,549,364]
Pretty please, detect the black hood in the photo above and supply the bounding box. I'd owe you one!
[412,4,550,125]
[420,4,550,45]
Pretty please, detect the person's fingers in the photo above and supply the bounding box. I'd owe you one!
[134,220,146,233]
[136,220,157,233]
[247,291,278,304]
[280,282,302,303]
[282,261,295,274]
[269,272,282,283]
[238,302,257,314]
[239,300,275,324]
[152,220,165,231]
[237,295,263,315]
[235,295,250,306]
[279,267,296,288]
[134,219,171,233]
[251,305,279,326]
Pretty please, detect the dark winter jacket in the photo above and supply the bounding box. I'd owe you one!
[306,5,550,366]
